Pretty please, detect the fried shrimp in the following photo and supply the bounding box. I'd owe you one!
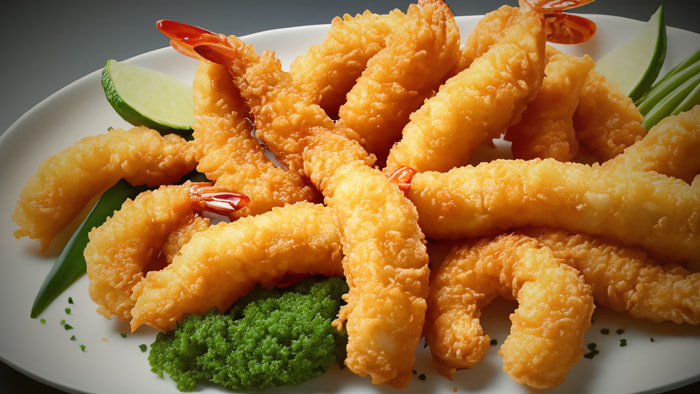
[12,126,197,250]
[336,0,461,163]
[192,60,320,216]
[505,46,594,161]
[454,5,520,71]
[409,158,700,263]
[603,105,700,183]
[522,228,700,325]
[424,234,594,389]
[85,182,247,321]
[289,8,406,118]
[383,7,545,174]
[129,201,343,332]
[573,69,646,161]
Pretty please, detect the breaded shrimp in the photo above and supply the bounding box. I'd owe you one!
[409,158,700,263]
[573,69,646,161]
[289,8,406,118]
[129,201,343,332]
[336,0,461,163]
[505,46,594,161]
[192,60,320,216]
[454,5,520,71]
[85,182,245,320]
[384,8,545,174]
[523,228,700,325]
[424,234,594,389]
[12,126,197,250]
[603,105,700,183]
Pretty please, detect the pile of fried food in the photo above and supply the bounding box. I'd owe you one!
[12,0,700,390]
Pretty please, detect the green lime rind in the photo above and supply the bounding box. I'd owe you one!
[101,59,194,138]
[627,6,667,101]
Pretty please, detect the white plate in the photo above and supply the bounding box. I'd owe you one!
[1,14,700,394]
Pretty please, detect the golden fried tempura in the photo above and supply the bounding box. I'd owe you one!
[130,202,343,332]
[12,126,197,250]
[85,183,209,321]
[289,8,406,118]
[573,69,646,161]
[524,228,700,325]
[455,5,520,71]
[336,0,461,163]
[384,8,545,174]
[409,158,700,263]
[505,46,594,161]
[192,60,320,216]
[604,105,700,183]
[425,234,593,389]
[321,164,429,388]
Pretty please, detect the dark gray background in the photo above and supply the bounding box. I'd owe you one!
[1,1,698,392]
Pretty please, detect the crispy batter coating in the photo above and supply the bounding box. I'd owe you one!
[454,5,520,71]
[192,60,320,216]
[603,105,700,183]
[12,126,197,249]
[524,228,700,325]
[289,8,406,118]
[336,0,461,163]
[573,69,646,161]
[505,46,594,161]
[424,234,593,389]
[130,202,343,332]
[384,9,545,174]
[85,183,208,321]
[409,158,700,263]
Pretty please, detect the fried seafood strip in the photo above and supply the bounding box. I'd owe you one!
[13,126,197,250]
[424,234,594,389]
[455,5,520,71]
[289,8,406,118]
[85,183,210,321]
[522,228,700,325]
[573,69,645,161]
[192,60,319,215]
[409,158,700,263]
[604,105,700,183]
[336,0,461,162]
[384,8,545,174]
[130,202,343,332]
[505,46,594,161]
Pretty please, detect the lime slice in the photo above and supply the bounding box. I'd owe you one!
[595,5,666,101]
[101,59,194,134]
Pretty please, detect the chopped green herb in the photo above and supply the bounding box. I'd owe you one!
[600,328,610,335]
[139,344,148,352]
[80,344,86,352]
[620,338,628,347]
[583,342,600,359]
[616,328,625,335]
[490,339,498,346]
[650,337,655,342]
[40,319,46,324]
[70,335,76,341]
[60,319,66,326]
[412,369,417,375]
[68,297,74,304]
[64,324,73,331]
[120,333,128,338]
[418,373,427,381]
[65,308,71,315]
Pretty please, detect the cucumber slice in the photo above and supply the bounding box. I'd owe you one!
[101,59,194,135]
[595,5,667,101]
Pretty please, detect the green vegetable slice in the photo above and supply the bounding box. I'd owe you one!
[102,59,194,136]
[30,179,147,318]
[641,72,700,130]
[595,5,667,101]
[636,58,700,115]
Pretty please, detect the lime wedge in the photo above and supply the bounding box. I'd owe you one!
[101,59,194,134]
[595,5,666,101]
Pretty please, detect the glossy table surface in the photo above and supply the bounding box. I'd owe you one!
[1,1,698,393]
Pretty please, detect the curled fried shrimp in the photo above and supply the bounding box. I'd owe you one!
[12,126,197,250]
[424,234,594,389]
[522,228,700,325]
[603,105,700,182]
[129,201,343,332]
[289,8,406,118]
[454,5,520,71]
[409,158,700,263]
[192,60,320,215]
[573,69,646,161]
[384,8,545,174]
[336,0,461,163]
[505,46,594,161]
